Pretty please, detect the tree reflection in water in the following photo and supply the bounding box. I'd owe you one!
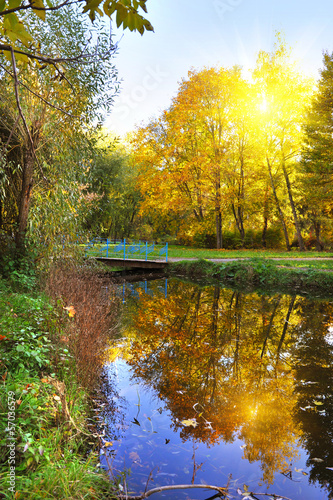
[104,279,333,498]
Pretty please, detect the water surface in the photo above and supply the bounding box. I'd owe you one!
[100,278,333,500]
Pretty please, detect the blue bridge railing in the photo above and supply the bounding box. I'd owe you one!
[85,239,168,262]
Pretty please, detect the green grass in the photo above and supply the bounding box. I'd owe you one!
[167,245,333,260]
[273,259,333,270]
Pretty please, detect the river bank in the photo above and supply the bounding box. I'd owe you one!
[168,258,333,298]
[0,262,120,500]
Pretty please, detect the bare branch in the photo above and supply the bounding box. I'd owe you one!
[116,484,293,500]
[118,484,228,500]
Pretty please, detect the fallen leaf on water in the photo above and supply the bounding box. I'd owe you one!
[314,401,324,405]
[103,441,113,448]
[129,451,140,461]
[181,418,198,427]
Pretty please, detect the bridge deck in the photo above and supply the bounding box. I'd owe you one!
[95,257,168,269]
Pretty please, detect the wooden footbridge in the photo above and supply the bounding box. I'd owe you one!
[85,239,168,270]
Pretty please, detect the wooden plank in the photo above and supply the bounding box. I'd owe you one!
[95,257,168,269]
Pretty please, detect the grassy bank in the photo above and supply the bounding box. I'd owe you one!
[0,261,119,500]
[168,258,333,297]
[167,245,333,260]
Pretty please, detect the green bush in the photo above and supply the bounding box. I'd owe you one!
[0,236,37,292]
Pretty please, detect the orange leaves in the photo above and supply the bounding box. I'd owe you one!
[63,305,76,317]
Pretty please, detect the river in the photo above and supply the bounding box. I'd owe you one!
[98,277,333,500]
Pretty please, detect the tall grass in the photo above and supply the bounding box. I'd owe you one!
[46,261,121,390]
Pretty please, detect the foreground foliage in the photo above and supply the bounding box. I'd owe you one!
[0,263,120,499]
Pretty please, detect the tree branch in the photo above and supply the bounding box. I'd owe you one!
[9,46,48,182]
[0,40,116,65]
[3,114,20,152]
[116,484,293,500]
[0,63,78,117]
[0,0,84,17]
[118,484,228,500]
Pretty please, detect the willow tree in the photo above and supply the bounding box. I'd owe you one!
[0,6,119,251]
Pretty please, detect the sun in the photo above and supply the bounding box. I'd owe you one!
[259,95,268,113]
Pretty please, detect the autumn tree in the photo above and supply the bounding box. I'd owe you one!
[252,38,313,251]
[132,67,258,249]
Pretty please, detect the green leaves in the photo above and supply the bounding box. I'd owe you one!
[83,0,154,34]
[0,0,152,70]
[31,0,46,21]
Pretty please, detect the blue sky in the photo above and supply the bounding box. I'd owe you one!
[105,0,333,136]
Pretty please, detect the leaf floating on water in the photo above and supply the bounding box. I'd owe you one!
[165,439,170,444]
[311,457,324,462]
[314,401,324,405]
[129,451,140,461]
[103,441,113,448]
[181,418,198,427]
[132,417,140,426]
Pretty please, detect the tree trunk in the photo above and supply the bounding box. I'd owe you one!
[231,204,245,243]
[262,216,268,248]
[215,209,222,249]
[15,146,34,251]
[261,185,270,248]
[315,220,323,251]
[281,161,306,252]
[215,167,222,249]
[266,157,291,251]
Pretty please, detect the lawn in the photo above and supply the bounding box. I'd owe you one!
[167,245,333,261]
